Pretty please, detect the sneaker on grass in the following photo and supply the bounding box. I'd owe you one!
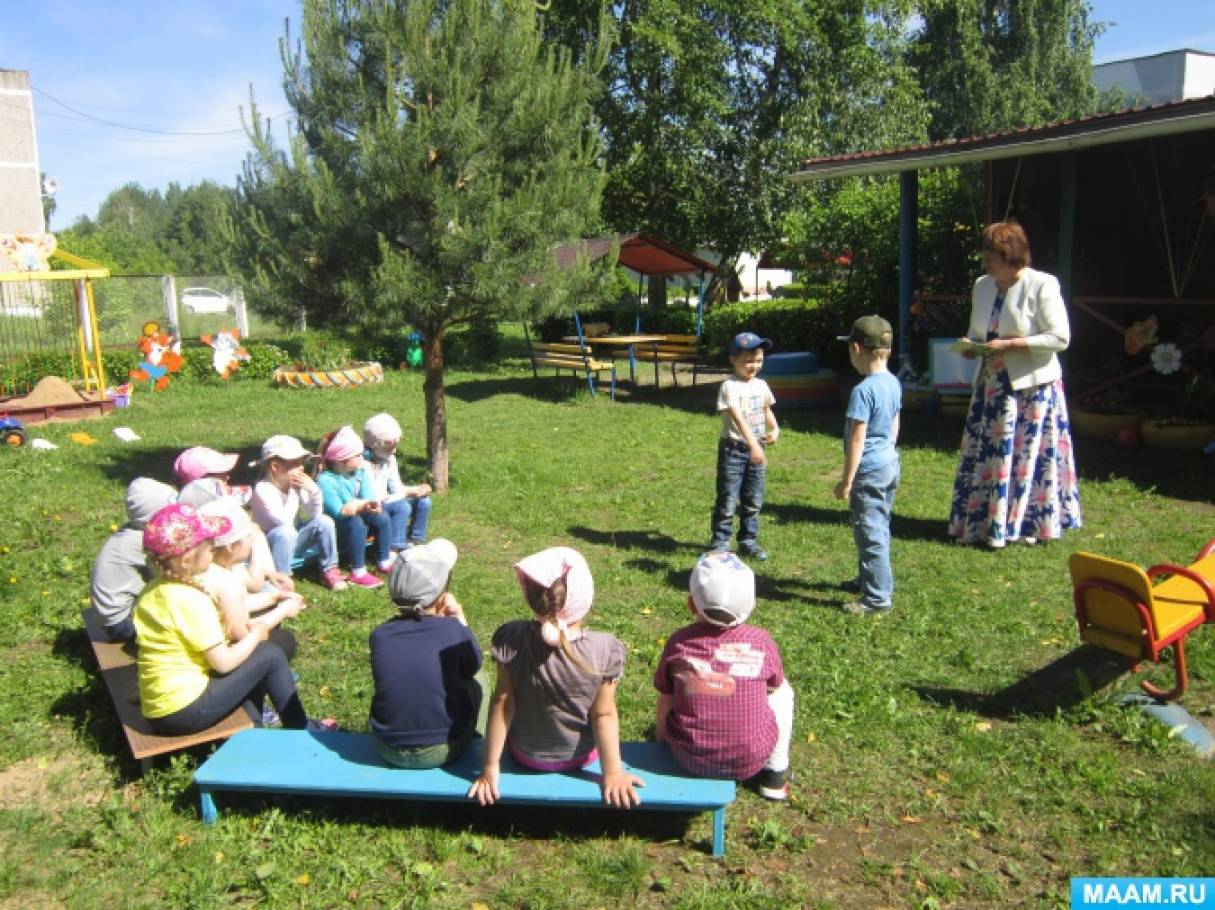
[755,769,790,801]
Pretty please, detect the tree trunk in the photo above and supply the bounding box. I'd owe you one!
[422,333,449,492]
[647,274,667,312]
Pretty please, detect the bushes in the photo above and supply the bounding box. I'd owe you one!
[702,297,887,371]
[0,341,292,395]
[297,332,354,371]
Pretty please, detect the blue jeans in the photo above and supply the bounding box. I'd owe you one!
[384,496,432,550]
[266,515,339,574]
[849,457,900,608]
[336,510,393,570]
[104,615,137,643]
[710,439,766,551]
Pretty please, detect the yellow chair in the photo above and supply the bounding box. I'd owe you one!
[1069,542,1215,701]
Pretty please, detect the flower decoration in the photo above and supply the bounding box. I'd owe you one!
[1124,315,1158,356]
[1151,342,1183,375]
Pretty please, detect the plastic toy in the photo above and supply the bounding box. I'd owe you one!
[1,417,25,447]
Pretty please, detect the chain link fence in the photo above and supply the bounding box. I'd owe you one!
[92,275,283,347]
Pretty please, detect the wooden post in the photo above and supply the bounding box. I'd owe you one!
[1057,151,1078,303]
[898,170,919,373]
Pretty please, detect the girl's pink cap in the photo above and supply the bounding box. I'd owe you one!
[513,546,594,626]
[174,446,239,484]
[143,503,231,558]
[323,426,363,462]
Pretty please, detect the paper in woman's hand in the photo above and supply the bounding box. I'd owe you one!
[949,339,994,356]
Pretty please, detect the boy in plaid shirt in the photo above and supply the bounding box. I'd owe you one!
[653,552,794,799]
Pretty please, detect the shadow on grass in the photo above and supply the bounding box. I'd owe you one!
[764,500,948,545]
[908,645,1129,719]
[446,375,600,405]
[196,794,703,853]
[50,626,143,777]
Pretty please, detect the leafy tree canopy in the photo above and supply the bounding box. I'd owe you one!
[543,0,928,281]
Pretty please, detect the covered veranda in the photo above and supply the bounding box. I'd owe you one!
[791,95,1215,404]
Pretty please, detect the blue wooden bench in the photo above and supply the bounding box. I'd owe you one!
[194,730,736,856]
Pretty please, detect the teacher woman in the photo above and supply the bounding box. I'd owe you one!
[948,221,1082,548]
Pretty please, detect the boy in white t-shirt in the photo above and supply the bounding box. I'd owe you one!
[709,332,779,561]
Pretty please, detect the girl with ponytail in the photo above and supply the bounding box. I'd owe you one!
[467,547,644,808]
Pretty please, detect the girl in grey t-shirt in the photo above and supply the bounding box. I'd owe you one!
[467,547,644,809]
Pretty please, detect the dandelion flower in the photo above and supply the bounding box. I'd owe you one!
[1151,342,1182,375]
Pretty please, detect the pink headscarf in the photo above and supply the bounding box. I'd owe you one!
[323,425,363,463]
[513,546,594,646]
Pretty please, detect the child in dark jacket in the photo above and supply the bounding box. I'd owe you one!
[369,540,487,768]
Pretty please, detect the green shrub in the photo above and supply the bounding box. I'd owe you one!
[443,321,500,367]
[701,296,883,371]
[241,343,289,380]
[297,332,354,370]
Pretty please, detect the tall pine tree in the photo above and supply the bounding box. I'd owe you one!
[231,0,607,489]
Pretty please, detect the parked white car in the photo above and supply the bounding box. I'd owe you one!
[180,287,232,315]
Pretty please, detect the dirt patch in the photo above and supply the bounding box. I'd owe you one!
[0,753,109,815]
[0,891,66,910]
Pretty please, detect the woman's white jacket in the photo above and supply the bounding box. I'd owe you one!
[967,267,1070,391]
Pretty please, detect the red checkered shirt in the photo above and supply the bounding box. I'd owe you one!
[653,622,784,780]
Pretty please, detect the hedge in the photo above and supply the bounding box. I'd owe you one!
[701,297,891,371]
[0,342,291,395]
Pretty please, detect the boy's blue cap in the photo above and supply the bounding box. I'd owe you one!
[729,332,773,356]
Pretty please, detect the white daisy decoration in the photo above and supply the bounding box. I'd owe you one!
[1151,342,1182,375]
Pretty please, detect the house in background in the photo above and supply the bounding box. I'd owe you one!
[1094,49,1215,105]
[0,69,45,235]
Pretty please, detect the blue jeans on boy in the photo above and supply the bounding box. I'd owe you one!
[266,515,339,574]
[710,439,766,551]
[337,510,393,570]
[849,456,900,609]
[384,496,432,549]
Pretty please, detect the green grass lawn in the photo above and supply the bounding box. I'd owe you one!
[1,353,1213,909]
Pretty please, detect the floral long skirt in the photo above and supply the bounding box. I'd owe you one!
[947,368,1083,545]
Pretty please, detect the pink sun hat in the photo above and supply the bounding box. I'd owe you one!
[174,446,240,484]
[513,546,594,645]
[322,426,363,463]
[143,503,231,559]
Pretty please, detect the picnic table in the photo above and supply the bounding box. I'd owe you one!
[563,334,666,384]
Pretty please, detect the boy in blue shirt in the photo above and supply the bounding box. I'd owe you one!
[833,316,901,615]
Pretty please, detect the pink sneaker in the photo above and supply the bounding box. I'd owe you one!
[376,558,395,574]
[348,570,383,589]
[321,567,347,591]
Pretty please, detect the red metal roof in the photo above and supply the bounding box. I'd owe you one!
[552,232,717,277]
[793,93,1215,180]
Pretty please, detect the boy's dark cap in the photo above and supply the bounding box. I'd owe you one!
[838,315,893,349]
[729,332,773,356]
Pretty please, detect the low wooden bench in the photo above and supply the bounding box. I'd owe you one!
[194,729,737,856]
[526,341,617,400]
[81,608,253,773]
[627,334,705,386]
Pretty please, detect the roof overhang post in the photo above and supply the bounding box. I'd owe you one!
[1057,151,1078,303]
[898,170,919,372]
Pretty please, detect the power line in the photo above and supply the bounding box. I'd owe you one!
[31,85,288,136]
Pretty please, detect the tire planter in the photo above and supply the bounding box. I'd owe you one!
[1139,419,1215,452]
[1068,407,1143,441]
[272,361,384,389]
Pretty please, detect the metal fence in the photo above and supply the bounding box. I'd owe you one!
[89,275,282,347]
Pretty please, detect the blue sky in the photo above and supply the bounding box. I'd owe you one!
[2,0,1212,229]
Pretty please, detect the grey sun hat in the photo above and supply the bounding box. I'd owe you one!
[123,478,178,530]
[389,539,458,607]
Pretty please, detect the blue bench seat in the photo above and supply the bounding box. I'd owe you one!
[194,730,736,856]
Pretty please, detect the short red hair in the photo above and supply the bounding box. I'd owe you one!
[981,221,1031,269]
